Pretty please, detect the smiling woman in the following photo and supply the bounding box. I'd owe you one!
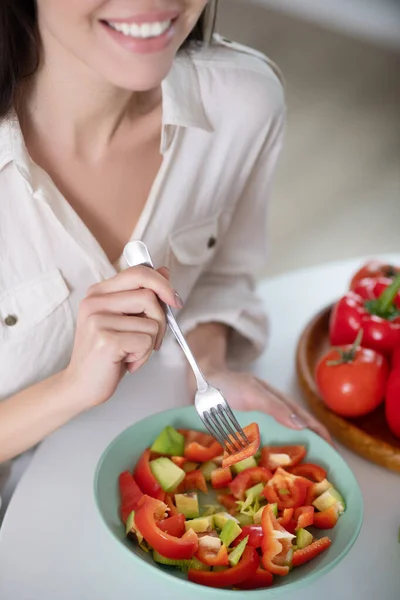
[0,0,329,507]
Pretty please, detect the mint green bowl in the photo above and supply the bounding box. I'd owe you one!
[94,407,363,598]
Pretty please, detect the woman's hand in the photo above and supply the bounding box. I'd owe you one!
[190,369,332,443]
[63,266,180,409]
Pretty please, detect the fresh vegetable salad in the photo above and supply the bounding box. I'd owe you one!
[118,424,345,590]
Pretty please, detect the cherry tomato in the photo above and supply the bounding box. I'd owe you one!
[316,345,389,417]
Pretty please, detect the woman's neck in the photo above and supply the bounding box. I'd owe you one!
[20,30,162,162]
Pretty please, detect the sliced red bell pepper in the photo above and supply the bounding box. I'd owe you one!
[133,449,165,501]
[196,544,229,567]
[235,567,274,590]
[261,504,290,576]
[222,423,260,469]
[178,429,223,463]
[277,508,294,528]
[392,345,400,369]
[188,546,259,588]
[229,466,272,500]
[313,505,340,529]
[182,469,208,494]
[350,260,400,290]
[385,363,400,439]
[157,513,186,538]
[164,493,178,516]
[210,467,233,490]
[134,495,198,560]
[233,525,263,548]
[260,445,306,470]
[294,506,314,529]
[118,471,144,523]
[292,536,331,567]
[289,463,327,482]
[330,276,400,355]
[263,468,308,510]
[216,493,238,513]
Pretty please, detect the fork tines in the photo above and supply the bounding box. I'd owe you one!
[202,404,249,455]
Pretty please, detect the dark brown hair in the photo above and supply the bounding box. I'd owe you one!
[0,2,210,119]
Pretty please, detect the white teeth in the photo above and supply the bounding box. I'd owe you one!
[108,20,171,39]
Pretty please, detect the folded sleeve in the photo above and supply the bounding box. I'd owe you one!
[177,100,286,369]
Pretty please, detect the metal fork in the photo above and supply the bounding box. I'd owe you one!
[123,240,249,455]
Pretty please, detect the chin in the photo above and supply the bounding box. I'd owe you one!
[107,63,173,91]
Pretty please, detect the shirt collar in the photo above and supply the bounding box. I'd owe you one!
[161,50,213,134]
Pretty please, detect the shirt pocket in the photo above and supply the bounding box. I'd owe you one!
[167,213,222,300]
[0,269,75,399]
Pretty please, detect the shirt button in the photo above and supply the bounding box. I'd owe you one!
[4,315,18,327]
[207,237,217,249]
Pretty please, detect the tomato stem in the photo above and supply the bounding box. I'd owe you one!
[327,329,363,366]
[365,274,400,319]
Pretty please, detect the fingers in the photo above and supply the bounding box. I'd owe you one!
[86,313,163,351]
[87,266,180,308]
[92,330,154,365]
[255,378,333,445]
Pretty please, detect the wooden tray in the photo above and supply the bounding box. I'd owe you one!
[296,304,400,473]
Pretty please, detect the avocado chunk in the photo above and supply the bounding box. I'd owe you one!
[313,478,332,497]
[150,426,185,457]
[236,513,254,527]
[313,487,345,513]
[228,535,249,566]
[199,460,217,481]
[185,515,214,533]
[150,457,186,492]
[220,520,242,548]
[245,482,265,500]
[175,492,199,518]
[232,456,257,474]
[296,528,313,549]
[214,512,239,530]
[153,550,190,568]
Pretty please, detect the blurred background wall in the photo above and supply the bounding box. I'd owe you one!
[217,0,400,276]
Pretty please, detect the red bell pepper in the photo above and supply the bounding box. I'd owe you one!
[294,506,314,529]
[182,470,208,494]
[178,429,223,463]
[235,567,274,590]
[260,445,306,470]
[233,525,263,548]
[262,468,309,510]
[196,544,229,567]
[188,546,259,588]
[222,423,261,468]
[261,504,290,576]
[330,276,400,355]
[118,471,144,523]
[350,260,400,290]
[133,449,165,501]
[229,466,272,500]
[385,361,400,439]
[134,495,198,560]
[277,508,294,528]
[216,493,237,513]
[157,514,186,538]
[392,345,400,369]
[313,506,340,529]
[164,493,178,516]
[292,536,331,567]
[210,467,233,490]
[289,463,327,483]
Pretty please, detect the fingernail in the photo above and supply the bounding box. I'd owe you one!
[174,292,184,309]
[290,413,307,429]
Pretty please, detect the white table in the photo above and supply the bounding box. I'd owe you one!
[0,255,399,600]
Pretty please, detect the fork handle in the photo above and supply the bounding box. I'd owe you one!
[123,241,208,393]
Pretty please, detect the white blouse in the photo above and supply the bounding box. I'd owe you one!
[0,35,285,406]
